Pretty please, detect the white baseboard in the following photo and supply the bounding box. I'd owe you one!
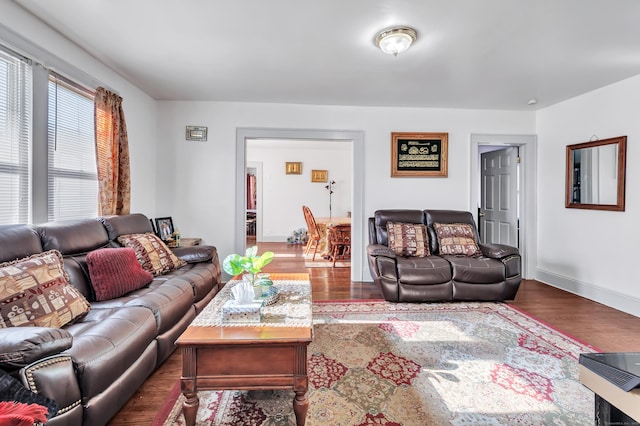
[536,268,640,318]
[260,235,288,242]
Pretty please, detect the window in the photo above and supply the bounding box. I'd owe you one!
[0,47,31,224]
[47,75,97,221]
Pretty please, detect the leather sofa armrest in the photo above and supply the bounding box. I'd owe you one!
[172,245,216,264]
[367,244,396,259]
[479,243,519,259]
[19,355,83,425]
[0,327,72,370]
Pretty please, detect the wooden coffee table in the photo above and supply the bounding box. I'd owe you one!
[176,273,313,426]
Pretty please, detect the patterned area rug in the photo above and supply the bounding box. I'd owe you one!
[155,301,597,425]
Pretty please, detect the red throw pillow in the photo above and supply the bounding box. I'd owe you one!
[86,248,154,301]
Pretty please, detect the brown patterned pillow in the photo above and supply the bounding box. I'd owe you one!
[433,223,481,256]
[386,222,430,257]
[0,250,91,328]
[117,233,187,276]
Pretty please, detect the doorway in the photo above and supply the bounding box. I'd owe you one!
[236,128,365,282]
[246,161,262,243]
[479,146,519,247]
[470,134,537,279]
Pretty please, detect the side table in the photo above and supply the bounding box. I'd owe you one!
[579,352,640,425]
[180,238,201,247]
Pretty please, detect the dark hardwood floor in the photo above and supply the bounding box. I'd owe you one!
[108,241,640,425]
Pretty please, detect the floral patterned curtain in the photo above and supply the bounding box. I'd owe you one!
[94,87,130,215]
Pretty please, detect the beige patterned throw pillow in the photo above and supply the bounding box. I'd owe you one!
[117,233,187,276]
[433,223,481,256]
[386,222,430,257]
[0,250,91,328]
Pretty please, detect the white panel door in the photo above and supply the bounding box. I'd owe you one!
[480,147,518,247]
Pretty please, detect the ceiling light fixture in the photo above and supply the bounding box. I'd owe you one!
[375,27,417,56]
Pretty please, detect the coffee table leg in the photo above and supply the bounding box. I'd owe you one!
[181,378,199,426]
[293,390,309,426]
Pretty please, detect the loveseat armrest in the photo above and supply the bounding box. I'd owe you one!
[0,327,72,370]
[479,243,519,260]
[172,245,217,264]
[19,355,83,426]
[367,244,396,259]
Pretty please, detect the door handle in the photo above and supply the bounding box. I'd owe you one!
[478,212,485,217]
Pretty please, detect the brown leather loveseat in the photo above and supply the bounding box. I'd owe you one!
[367,210,521,302]
[0,213,221,425]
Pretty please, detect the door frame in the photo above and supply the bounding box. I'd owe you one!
[470,134,537,279]
[246,161,263,241]
[236,128,365,282]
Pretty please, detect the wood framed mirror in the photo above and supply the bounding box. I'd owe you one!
[565,135,627,211]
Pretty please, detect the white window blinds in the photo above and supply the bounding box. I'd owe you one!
[47,75,97,222]
[0,48,32,225]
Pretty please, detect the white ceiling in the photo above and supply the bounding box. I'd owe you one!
[13,0,640,110]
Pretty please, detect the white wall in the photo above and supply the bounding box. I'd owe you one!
[536,74,640,316]
[0,5,158,216]
[156,101,535,278]
[247,140,352,241]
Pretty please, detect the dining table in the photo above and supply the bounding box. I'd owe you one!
[314,216,351,255]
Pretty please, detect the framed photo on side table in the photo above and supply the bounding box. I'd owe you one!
[391,132,448,177]
[155,217,175,241]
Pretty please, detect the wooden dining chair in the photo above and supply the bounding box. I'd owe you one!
[302,205,322,260]
[327,224,351,267]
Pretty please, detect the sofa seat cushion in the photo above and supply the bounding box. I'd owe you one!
[158,262,219,303]
[91,279,194,334]
[396,256,451,285]
[0,250,91,328]
[62,306,157,400]
[117,233,186,276]
[86,248,154,301]
[444,255,505,284]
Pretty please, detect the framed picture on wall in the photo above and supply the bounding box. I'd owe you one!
[155,217,175,241]
[285,162,302,174]
[391,132,448,177]
[311,170,328,182]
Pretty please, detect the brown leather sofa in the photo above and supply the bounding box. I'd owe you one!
[367,209,521,302]
[0,213,221,426]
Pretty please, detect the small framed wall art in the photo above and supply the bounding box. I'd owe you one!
[285,162,302,174]
[185,126,207,141]
[391,132,448,177]
[311,170,328,183]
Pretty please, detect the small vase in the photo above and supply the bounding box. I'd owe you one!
[253,285,263,299]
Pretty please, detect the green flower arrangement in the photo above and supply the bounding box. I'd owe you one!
[222,246,274,286]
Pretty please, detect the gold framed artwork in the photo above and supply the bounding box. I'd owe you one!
[391,132,448,177]
[285,162,302,175]
[311,170,328,183]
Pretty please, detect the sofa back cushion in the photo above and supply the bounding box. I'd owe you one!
[36,219,112,300]
[86,248,154,301]
[37,219,110,255]
[386,222,430,257]
[372,210,424,246]
[0,224,43,264]
[0,250,91,328]
[117,233,186,276]
[100,213,155,243]
[424,210,480,255]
